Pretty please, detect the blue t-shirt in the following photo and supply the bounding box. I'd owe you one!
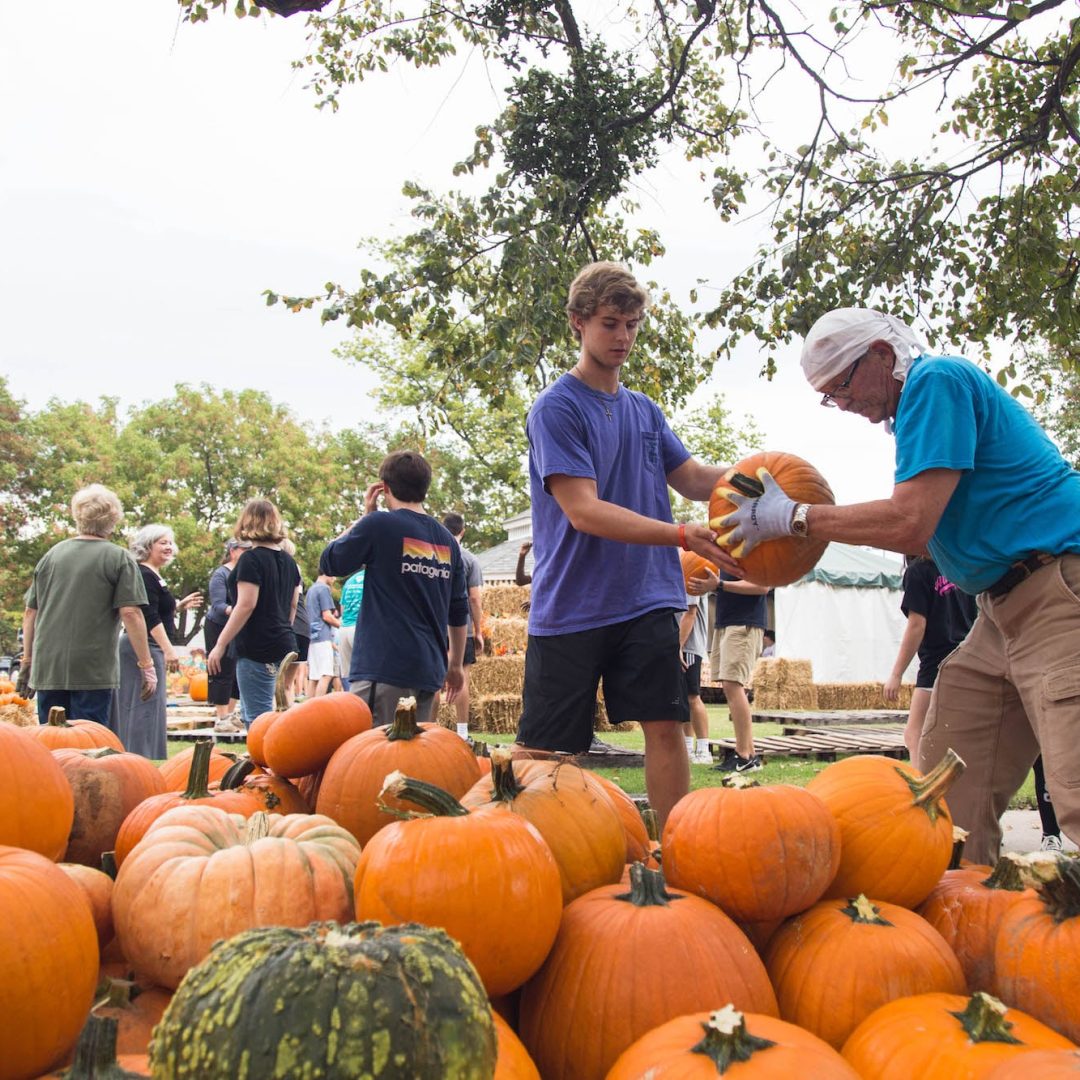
[340,570,365,629]
[894,355,1080,593]
[714,572,768,630]
[306,580,336,643]
[527,373,690,635]
[319,509,469,692]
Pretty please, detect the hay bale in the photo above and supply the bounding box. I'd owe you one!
[487,617,528,654]
[481,584,531,619]
[477,694,522,735]
[749,657,817,710]
[0,701,36,728]
[470,656,527,696]
[815,683,913,710]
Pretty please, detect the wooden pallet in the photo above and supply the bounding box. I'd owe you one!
[168,727,248,745]
[752,709,908,727]
[710,725,908,762]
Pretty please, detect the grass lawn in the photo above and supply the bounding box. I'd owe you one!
[166,703,1038,809]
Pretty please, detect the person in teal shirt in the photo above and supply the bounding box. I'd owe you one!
[336,569,364,692]
[718,307,1080,866]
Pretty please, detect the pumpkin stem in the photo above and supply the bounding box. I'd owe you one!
[948,992,1022,1045]
[691,1005,777,1072]
[379,770,469,818]
[615,862,683,908]
[179,738,216,800]
[93,977,140,1012]
[273,651,297,712]
[902,748,966,822]
[726,471,766,498]
[65,1014,145,1078]
[386,697,422,742]
[245,812,272,843]
[48,705,70,727]
[949,826,969,870]
[85,747,123,760]
[841,894,893,926]
[219,755,258,793]
[487,746,527,803]
[1021,853,1080,922]
[980,852,1028,892]
[641,806,660,844]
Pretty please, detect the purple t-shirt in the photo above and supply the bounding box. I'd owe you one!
[527,373,690,635]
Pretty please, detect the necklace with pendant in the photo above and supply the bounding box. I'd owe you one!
[571,364,614,419]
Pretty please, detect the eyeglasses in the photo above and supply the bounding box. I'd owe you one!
[820,356,863,408]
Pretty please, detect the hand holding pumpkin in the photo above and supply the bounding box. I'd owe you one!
[682,522,741,576]
[715,469,797,557]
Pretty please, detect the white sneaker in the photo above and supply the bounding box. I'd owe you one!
[214,714,244,734]
[1041,834,1064,852]
[692,748,714,765]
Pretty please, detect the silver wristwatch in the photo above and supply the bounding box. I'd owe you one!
[791,503,811,537]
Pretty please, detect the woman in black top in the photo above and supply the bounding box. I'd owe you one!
[205,538,251,733]
[206,499,300,727]
[113,524,202,757]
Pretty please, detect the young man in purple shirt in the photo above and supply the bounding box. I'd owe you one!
[516,261,740,826]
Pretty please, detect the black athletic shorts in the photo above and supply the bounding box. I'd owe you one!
[682,654,703,697]
[464,635,477,666]
[517,608,688,753]
[293,635,310,663]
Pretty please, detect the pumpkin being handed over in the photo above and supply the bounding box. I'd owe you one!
[709,450,834,586]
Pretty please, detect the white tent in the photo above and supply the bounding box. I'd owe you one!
[773,544,915,684]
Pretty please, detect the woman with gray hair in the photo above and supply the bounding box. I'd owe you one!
[113,524,202,757]
[21,484,156,727]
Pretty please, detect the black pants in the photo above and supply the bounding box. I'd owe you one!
[1033,755,1060,837]
[203,619,239,706]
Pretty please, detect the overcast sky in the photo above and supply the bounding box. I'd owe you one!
[2,2,905,515]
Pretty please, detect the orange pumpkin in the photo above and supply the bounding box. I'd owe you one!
[52,747,168,867]
[317,698,481,846]
[916,852,1032,994]
[764,893,965,1049]
[995,854,1080,1042]
[216,756,311,814]
[0,722,74,859]
[518,863,779,1080]
[663,777,841,922]
[113,739,271,866]
[0,678,14,694]
[708,450,835,586]
[679,548,719,590]
[353,772,563,996]
[112,806,360,988]
[29,705,125,752]
[493,1012,540,1080]
[588,770,651,864]
[59,863,115,950]
[262,690,373,778]
[156,743,235,791]
[806,749,964,909]
[984,1050,1080,1078]
[0,845,99,1079]
[841,991,1076,1079]
[187,671,208,702]
[462,748,625,904]
[608,1004,861,1079]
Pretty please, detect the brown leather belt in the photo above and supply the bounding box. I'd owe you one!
[984,553,1056,599]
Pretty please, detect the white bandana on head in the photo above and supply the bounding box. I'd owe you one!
[800,308,929,390]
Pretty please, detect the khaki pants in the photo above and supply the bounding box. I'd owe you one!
[919,554,1080,865]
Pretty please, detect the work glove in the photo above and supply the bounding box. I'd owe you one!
[139,664,159,702]
[15,666,33,700]
[714,469,796,558]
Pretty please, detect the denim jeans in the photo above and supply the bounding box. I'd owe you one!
[235,657,280,726]
[37,688,115,728]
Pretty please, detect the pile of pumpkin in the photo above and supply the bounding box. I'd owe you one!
[2,692,1079,1079]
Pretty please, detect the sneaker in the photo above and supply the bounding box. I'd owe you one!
[692,748,714,765]
[713,750,762,773]
[1041,833,1064,852]
[588,736,620,753]
[214,714,244,734]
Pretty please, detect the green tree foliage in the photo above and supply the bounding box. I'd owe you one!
[0,384,520,647]
[179,0,1080,387]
